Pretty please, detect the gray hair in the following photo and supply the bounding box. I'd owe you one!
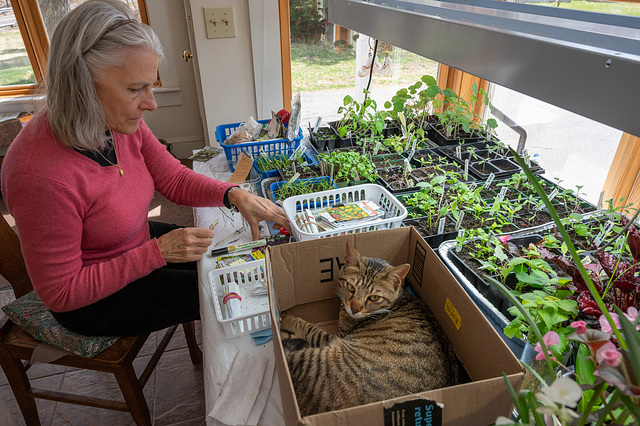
[45,0,164,151]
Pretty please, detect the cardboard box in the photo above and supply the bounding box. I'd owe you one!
[266,227,524,426]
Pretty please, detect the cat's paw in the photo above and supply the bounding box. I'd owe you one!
[280,313,301,338]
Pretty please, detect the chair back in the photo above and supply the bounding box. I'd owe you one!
[0,212,33,298]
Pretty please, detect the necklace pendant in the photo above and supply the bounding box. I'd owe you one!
[119,168,124,176]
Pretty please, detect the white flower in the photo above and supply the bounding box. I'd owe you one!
[539,378,582,408]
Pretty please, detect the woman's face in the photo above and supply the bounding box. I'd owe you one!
[94,47,159,135]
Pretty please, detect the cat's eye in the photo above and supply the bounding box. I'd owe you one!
[346,283,355,292]
[369,295,380,301]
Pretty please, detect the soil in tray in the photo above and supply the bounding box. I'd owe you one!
[490,159,520,172]
[410,165,462,182]
[372,154,405,169]
[511,209,553,229]
[378,168,415,192]
[408,217,457,238]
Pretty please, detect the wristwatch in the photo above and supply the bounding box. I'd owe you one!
[223,186,240,212]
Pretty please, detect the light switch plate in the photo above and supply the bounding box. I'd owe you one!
[204,6,236,39]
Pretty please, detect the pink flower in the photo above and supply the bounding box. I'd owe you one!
[596,342,621,367]
[498,235,511,244]
[534,331,560,361]
[624,307,639,329]
[570,320,587,334]
[599,312,620,334]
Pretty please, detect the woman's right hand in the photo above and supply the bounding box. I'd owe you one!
[157,227,214,263]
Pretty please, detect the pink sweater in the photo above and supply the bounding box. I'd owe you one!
[1,116,235,312]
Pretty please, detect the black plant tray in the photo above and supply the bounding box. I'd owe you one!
[327,120,359,148]
[427,122,485,146]
[308,126,337,153]
[438,141,545,175]
[403,217,458,248]
[377,167,421,194]
[447,234,544,320]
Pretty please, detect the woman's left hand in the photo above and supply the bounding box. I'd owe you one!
[228,188,291,239]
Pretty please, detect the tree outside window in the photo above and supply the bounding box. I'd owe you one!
[0,0,143,96]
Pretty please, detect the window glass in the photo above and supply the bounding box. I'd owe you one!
[38,0,141,39]
[488,83,622,205]
[291,0,437,128]
[537,0,640,17]
[0,4,35,86]
[0,0,141,90]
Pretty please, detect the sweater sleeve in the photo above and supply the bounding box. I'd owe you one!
[138,121,237,207]
[4,173,167,312]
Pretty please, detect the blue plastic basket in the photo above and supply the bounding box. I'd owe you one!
[269,176,336,208]
[252,153,317,180]
[215,119,304,171]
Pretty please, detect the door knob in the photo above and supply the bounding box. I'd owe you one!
[183,51,193,62]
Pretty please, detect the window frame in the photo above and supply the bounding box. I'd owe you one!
[1,0,150,98]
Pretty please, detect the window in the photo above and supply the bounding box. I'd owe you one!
[0,0,148,97]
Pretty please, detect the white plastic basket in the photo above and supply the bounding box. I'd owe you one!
[208,259,271,338]
[282,183,408,241]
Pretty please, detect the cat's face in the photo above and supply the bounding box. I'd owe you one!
[337,241,410,319]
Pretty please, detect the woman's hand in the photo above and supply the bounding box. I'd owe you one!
[228,187,291,240]
[157,227,214,263]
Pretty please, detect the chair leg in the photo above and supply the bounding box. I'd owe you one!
[113,362,151,426]
[182,321,202,364]
[0,345,41,426]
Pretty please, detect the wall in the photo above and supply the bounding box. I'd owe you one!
[143,0,204,159]
[148,0,283,155]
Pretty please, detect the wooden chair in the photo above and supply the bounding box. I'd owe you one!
[0,212,203,425]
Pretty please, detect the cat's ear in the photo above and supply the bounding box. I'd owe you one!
[387,264,410,290]
[344,241,361,268]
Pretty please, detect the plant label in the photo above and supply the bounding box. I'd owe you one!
[288,172,300,184]
[485,173,496,188]
[468,182,477,192]
[373,141,382,156]
[456,145,462,159]
[598,191,605,210]
[523,149,531,167]
[438,217,446,234]
[498,186,508,201]
[455,212,465,231]
[405,134,413,151]
[457,229,465,239]
[259,148,268,159]
[464,159,469,181]
[313,116,322,134]
[548,188,559,202]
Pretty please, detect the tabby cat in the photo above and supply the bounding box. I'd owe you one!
[280,241,462,417]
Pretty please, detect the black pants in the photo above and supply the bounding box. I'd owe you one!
[51,221,200,337]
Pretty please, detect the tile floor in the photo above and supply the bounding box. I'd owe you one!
[0,298,207,426]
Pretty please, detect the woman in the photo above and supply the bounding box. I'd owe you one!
[0,0,289,336]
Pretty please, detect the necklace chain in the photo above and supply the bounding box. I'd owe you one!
[99,128,124,176]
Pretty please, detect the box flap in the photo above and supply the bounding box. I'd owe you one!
[405,228,522,380]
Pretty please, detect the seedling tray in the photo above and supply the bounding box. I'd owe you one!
[270,176,337,208]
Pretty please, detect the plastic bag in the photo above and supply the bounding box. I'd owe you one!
[224,117,262,145]
[286,93,301,142]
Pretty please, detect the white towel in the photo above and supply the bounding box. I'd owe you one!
[208,350,269,425]
[245,359,275,426]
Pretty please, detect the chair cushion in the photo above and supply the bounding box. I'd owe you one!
[2,291,119,358]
